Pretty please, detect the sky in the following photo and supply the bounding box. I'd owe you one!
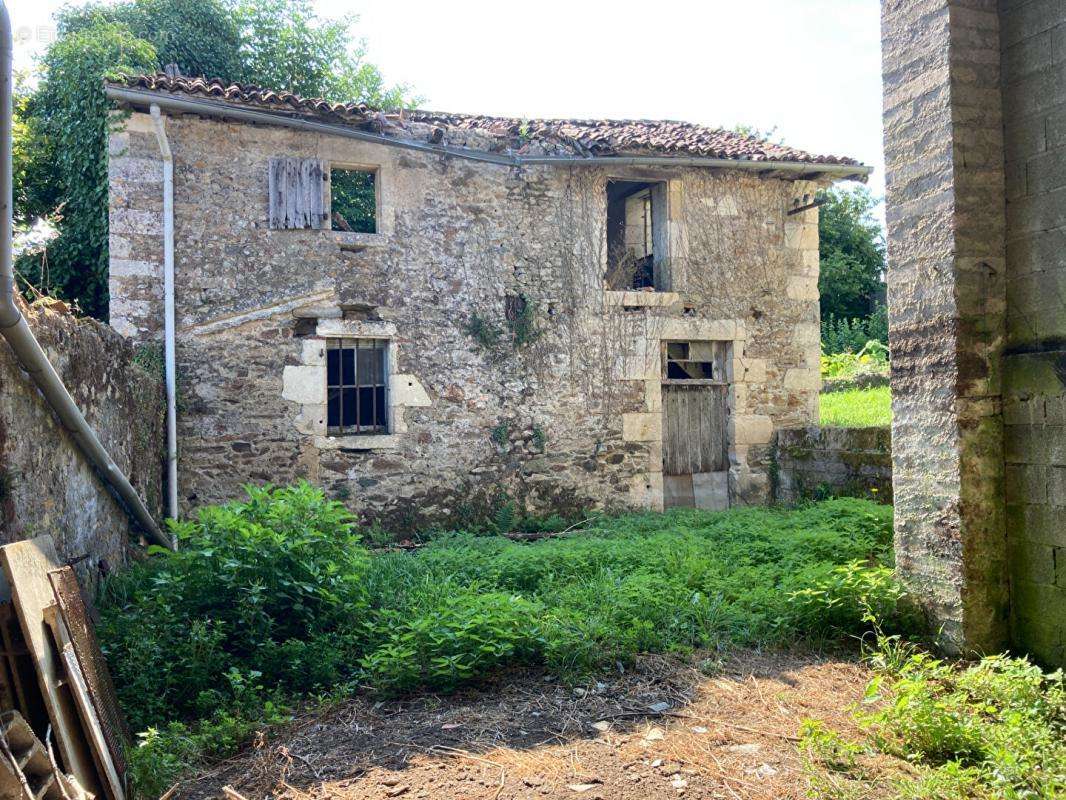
[9,0,886,207]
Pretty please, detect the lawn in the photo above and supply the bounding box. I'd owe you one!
[95,484,1063,799]
[820,385,892,427]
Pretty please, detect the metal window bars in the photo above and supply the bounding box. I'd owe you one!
[326,338,388,435]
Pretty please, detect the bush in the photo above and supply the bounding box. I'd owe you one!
[99,482,368,729]
[863,652,1065,796]
[821,340,889,381]
[822,305,888,355]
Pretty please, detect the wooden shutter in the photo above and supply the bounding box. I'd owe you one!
[268,157,328,230]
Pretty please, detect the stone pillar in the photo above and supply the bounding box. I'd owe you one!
[881,0,1010,653]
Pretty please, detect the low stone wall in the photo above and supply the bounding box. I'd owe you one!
[773,426,892,504]
[0,299,164,574]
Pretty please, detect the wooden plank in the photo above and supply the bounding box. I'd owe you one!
[0,538,100,799]
[663,384,729,479]
[0,604,48,738]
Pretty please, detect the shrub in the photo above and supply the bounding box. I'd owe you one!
[361,582,543,692]
[99,482,368,729]
[787,561,920,636]
[822,306,888,355]
[861,652,1065,796]
[821,340,889,380]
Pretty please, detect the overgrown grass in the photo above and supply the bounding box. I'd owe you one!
[802,631,1065,799]
[820,386,892,428]
[97,484,904,796]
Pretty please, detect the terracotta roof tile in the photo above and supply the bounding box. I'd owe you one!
[115,74,372,120]
[110,74,863,167]
[404,112,860,165]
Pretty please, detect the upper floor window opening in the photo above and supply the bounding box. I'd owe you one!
[330,167,377,234]
[605,179,669,291]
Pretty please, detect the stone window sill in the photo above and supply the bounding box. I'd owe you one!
[331,231,387,251]
[604,290,681,308]
[313,433,399,450]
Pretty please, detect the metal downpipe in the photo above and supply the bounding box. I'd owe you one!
[149,105,179,522]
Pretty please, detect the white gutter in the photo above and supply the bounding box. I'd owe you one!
[0,3,172,549]
[104,86,873,182]
[149,105,178,522]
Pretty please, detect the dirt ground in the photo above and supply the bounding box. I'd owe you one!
[173,648,879,800]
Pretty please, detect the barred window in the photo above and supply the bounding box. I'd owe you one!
[326,338,388,435]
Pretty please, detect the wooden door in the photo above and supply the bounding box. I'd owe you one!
[662,383,729,509]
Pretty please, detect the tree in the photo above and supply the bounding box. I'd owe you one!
[818,186,885,323]
[21,23,157,315]
[15,0,417,318]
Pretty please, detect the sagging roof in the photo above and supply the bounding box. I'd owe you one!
[404,112,859,166]
[108,74,869,175]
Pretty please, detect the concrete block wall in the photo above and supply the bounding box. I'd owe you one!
[1000,0,1066,666]
[883,0,1066,665]
[882,0,1010,654]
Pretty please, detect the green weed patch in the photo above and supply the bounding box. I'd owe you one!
[802,635,1065,799]
[98,484,901,796]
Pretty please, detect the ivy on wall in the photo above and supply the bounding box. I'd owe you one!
[14,0,418,320]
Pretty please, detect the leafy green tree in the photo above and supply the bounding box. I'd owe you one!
[15,0,417,318]
[21,24,157,315]
[818,186,886,323]
[13,72,59,228]
[233,0,413,107]
[56,0,243,83]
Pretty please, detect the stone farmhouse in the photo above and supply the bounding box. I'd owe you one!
[105,74,869,527]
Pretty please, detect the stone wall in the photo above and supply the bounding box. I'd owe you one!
[1000,0,1066,667]
[108,110,825,528]
[773,426,892,504]
[0,298,165,572]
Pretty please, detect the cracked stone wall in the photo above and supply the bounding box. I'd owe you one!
[883,0,1066,665]
[0,298,164,573]
[108,111,822,528]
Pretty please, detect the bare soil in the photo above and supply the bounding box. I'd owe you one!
[173,648,882,800]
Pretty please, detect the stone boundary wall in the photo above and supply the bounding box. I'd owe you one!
[0,299,164,575]
[773,426,892,504]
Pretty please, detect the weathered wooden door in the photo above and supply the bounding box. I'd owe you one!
[662,383,729,510]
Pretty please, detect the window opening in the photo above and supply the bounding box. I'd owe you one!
[326,338,388,434]
[330,168,377,233]
[663,341,726,382]
[606,179,666,290]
